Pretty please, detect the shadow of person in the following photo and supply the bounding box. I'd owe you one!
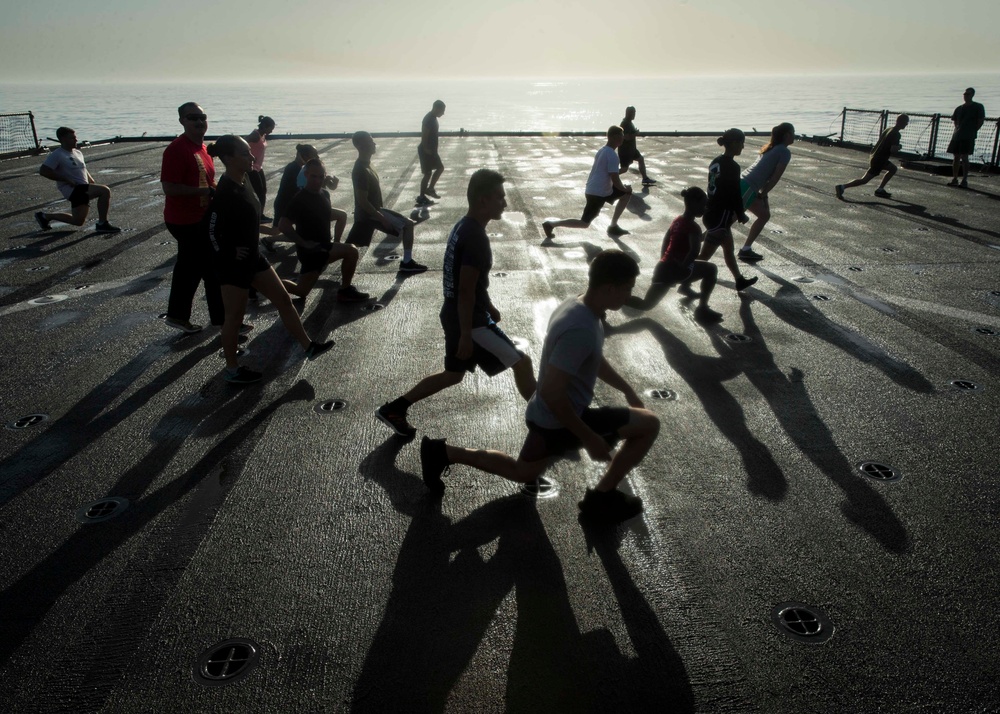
[625,191,653,221]
[539,238,605,265]
[609,234,642,264]
[578,519,695,713]
[749,269,935,394]
[723,301,910,553]
[612,316,788,500]
[353,447,694,712]
[847,197,1000,240]
[0,380,315,673]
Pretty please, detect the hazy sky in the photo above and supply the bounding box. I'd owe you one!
[3,0,999,82]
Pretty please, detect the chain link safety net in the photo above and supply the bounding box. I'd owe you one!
[0,112,40,154]
[934,115,999,166]
[843,108,999,167]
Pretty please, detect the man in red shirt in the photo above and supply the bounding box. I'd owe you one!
[160,102,225,333]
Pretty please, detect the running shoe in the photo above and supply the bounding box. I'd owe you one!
[224,366,263,385]
[415,195,435,206]
[947,178,960,187]
[337,285,370,302]
[542,221,555,240]
[95,221,122,234]
[734,275,759,291]
[677,282,698,299]
[641,177,657,185]
[694,305,724,324]
[164,316,203,333]
[260,237,276,253]
[305,339,335,359]
[874,188,892,198]
[738,248,763,262]
[835,184,845,199]
[398,259,428,274]
[260,214,273,223]
[34,211,51,231]
[239,322,254,335]
[607,225,630,237]
[420,436,450,494]
[578,488,643,523]
[425,188,441,199]
[960,179,969,189]
[375,403,417,439]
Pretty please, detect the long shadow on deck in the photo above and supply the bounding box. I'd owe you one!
[352,439,693,713]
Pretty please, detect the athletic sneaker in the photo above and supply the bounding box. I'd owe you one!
[641,177,657,185]
[578,488,644,523]
[835,184,845,199]
[947,178,960,187]
[960,179,969,189]
[425,188,441,199]
[95,221,122,234]
[420,436,450,494]
[260,237,276,253]
[542,221,555,240]
[415,195,435,206]
[337,285,370,302]
[677,282,698,299]
[164,316,203,333]
[34,211,51,231]
[305,339,335,360]
[694,305,724,324]
[375,403,417,438]
[239,322,254,335]
[738,248,763,262]
[874,188,892,198]
[607,225,630,237]
[224,366,263,385]
[734,275,758,291]
[260,214,273,223]
[398,259,428,274]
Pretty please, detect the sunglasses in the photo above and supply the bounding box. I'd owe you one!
[185,113,208,122]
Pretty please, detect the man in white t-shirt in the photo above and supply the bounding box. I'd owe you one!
[34,127,121,233]
[542,125,633,240]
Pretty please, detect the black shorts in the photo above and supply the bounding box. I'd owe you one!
[947,137,975,156]
[216,253,270,289]
[867,157,892,174]
[651,260,691,285]
[69,184,91,208]
[442,318,524,376]
[518,407,630,463]
[346,210,404,247]
[298,245,331,275]
[703,208,737,235]
[619,144,640,168]
[418,145,444,174]
[581,187,628,223]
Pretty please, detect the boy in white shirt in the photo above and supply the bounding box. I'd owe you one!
[542,125,633,240]
[35,127,120,233]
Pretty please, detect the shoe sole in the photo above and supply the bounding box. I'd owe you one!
[164,322,202,334]
[419,438,447,493]
[375,409,416,438]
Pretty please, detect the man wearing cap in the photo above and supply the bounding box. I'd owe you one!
[947,87,986,189]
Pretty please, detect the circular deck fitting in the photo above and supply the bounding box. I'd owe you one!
[645,388,677,401]
[771,603,834,644]
[857,461,902,483]
[218,348,248,359]
[989,290,1000,297]
[973,327,998,337]
[314,399,348,414]
[521,476,559,500]
[361,303,384,312]
[488,232,503,238]
[193,639,261,687]
[492,271,508,278]
[848,267,863,272]
[563,250,586,259]
[770,229,784,234]
[880,247,898,253]
[156,313,168,319]
[26,266,50,272]
[28,295,69,306]
[6,413,49,431]
[383,254,401,262]
[73,284,91,291]
[75,497,130,524]
[950,379,983,392]
[811,294,832,301]
[510,337,530,351]
[725,333,752,343]
[916,227,929,232]
[792,276,814,283]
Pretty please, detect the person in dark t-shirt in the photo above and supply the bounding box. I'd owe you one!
[375,169,535,438]
[618,106,655,185]
[947,87,987,189]
[836,114,909,199]
[278,158,368,302]
[417,99,446,205]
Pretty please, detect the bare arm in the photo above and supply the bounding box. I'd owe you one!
[455,265,480,359]
[682,225,702,266]
[610,172,632,192]
[38,165,64,183]
[760,161,789,196]
[597,357,644,408]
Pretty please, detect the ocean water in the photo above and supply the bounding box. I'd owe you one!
[1,73,996,144]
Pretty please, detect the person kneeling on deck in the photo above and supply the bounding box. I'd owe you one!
[35,127,121,234]
[542,125,633,241]
[345,131,427,274]
[420,249,660,524]
[376,169,536,438]
[278,158,368,302]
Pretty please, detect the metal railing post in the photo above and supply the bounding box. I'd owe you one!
[928,114,940,159]
[840,107,847,142]
[28,111,40,151]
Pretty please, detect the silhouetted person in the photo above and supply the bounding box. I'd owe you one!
[618,106,655,185]
[837,114,908,199]
[947,87,986,189]
[737,122,795,263]
[417,99,446,205]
